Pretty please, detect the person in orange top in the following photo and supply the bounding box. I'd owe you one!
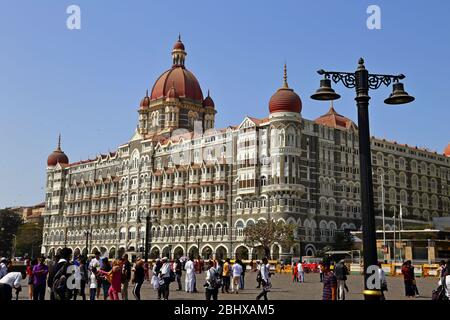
[98,260,122,300]
[222,259,231,293]
[292,262,298,282]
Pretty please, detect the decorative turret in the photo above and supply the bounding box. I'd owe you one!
[47,134,69,167]
[203,90,215,108]
[172,34,187,67]
[269,64,302,114]
[140,90,150,109]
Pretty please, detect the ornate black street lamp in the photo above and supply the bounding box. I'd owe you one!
[311,58,414,300]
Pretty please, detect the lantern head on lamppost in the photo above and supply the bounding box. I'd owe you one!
[311,74,341,101]
[384,81,415,105]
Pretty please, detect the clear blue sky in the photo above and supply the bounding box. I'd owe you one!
[0,0,449,207]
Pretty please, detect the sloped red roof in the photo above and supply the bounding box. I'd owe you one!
[314,106,357,130]
[248,117,270,125]
[444,143,450,157]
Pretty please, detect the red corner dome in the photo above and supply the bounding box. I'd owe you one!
[203,90,215,108]
[47,135,69,166]
[269,64,302,114]
[444,143,450,157]
[150,67,203,102]
[269,87,302,113]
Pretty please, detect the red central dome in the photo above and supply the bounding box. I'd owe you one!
[151,67,203,101]
[150,37,203,102]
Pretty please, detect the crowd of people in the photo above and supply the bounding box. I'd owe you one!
[290,258,450,301]
[0,249,273,302]
[1,251,449,301]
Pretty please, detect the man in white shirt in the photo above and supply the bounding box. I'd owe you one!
[0,258,8,279]
[185,257,196,293]
[256,260,262,288]
[0,271,24,301]
[89,252,101,270]
[231,260,243,294]
[256,258,271,300]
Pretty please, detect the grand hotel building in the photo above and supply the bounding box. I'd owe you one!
[41,38,450,260]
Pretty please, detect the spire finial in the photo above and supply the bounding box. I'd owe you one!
[178,33,181,42]
[207,89,210,97]
[57,134,61,151]
[283,63,288,88]
[145,89,148,97]
[357,57,366,70]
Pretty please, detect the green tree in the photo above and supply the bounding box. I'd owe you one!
[15,220,43,258]
[0,209,23,257]
[332,230,355,251]
[243,220,295,259]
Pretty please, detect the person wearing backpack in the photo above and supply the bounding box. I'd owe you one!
[50,248,74,301]
[157,257,172,300]
[73,257,88,300]
[46,254,60,300]
[205,260,220,300]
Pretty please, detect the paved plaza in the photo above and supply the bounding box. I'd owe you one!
[16,272,439,301]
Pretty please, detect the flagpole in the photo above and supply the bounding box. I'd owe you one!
[393,209,396,262]
[400,204,404,231]
[398,205,402,262]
